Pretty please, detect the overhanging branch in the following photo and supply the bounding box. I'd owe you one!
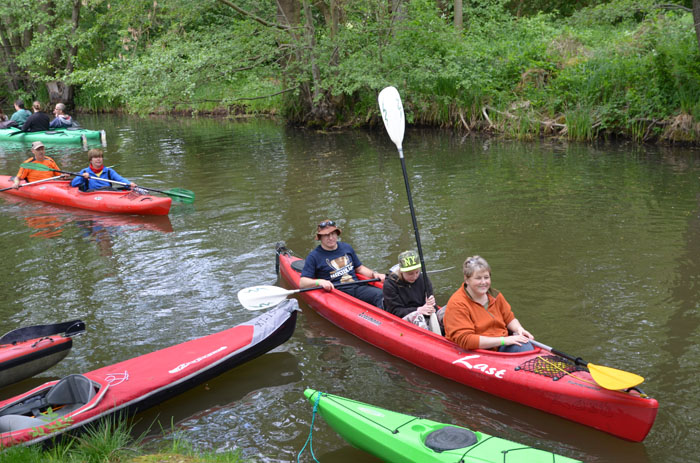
[216,0,289,30]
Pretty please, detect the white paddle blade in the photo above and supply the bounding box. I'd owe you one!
[237,285,298,310]
[378,86,405,150]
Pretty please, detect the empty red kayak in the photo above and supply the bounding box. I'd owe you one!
[0,175,171,216]
[0,300,298,447]
[275,244,658,442]
[0,320,85,389]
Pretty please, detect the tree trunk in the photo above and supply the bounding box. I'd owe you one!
[693,0,700,53]
[454,0,462,31]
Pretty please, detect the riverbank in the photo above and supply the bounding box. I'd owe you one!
[0,417,247,463]
[4,1,690,146]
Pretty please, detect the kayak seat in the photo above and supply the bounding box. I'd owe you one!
[424,426,478,452]
[45,374,96,416]
[291,259,305,273]
[0,375,96,433]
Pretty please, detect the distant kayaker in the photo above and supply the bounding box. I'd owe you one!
[71,149,136,192]
[50,103,78,129]
[383,250,444,331]
[10,99,31,126]
[299,220,386,309]
[20,101,50,133]
[444,255,535,352]
[12,141,64,188]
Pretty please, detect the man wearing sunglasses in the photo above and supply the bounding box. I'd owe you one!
[300,220,386,309]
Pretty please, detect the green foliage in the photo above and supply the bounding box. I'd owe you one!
[0,0,697,141]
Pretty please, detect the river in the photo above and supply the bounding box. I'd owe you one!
[1,114,699,462]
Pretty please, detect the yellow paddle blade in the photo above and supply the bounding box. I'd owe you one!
[588,363,644,390]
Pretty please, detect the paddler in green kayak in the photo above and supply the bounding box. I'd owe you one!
[71,149,137,192]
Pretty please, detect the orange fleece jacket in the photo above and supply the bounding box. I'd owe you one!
[444,284,515,351]
[15,157,61,183]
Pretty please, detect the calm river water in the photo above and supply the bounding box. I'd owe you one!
[1,114,699,462]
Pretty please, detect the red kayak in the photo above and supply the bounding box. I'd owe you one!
[0,300,298,447]
[0,321,86,389]
[275,244,658,442]
[0,175,171,216]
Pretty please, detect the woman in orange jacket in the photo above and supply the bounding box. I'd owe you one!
[444,255,534,352]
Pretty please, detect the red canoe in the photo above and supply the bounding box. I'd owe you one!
[0,175,171,216]
[275,244,658,442]
[0,321,86,389]
[0,301,298,447]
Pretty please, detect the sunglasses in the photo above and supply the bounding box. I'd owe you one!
[318,220,336,228]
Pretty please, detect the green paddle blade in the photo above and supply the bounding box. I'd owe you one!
[163,188,195,204]
[20,162,56,171]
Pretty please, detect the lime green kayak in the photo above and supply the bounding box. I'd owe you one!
[304,389,581,463]
[0,127,105,145]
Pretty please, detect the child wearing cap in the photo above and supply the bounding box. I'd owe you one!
[383,250,442,332]
[12,141,63,188]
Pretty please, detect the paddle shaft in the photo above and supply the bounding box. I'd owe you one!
[20,163,191,200]
[379,87,432,296]
[298,278,380,294]
[0,176,61,192]
[531,340,586,366]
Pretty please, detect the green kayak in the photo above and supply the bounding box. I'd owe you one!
[304,389,581,463]
[0,127,106,145]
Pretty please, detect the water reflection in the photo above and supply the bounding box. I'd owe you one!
[1,195,173,248]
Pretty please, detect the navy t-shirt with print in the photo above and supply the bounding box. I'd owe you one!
[301,242,363,284]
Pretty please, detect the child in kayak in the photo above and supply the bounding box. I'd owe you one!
[383,250,443,333]
[444,255,534,352]
[70,149,136,192]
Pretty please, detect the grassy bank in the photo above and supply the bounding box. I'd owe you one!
[5,0,695,144]
[0,417,246,463]
[67,1,698,144]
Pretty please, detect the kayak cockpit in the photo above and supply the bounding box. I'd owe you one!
[0,374,101,433]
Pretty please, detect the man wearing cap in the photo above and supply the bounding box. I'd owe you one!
[300,220,386,309]
[12,141,63,188]
[383,250,440,330]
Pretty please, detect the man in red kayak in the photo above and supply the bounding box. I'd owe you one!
[299,220,386,309]
[12,141,63,188]
[444,255,534,352]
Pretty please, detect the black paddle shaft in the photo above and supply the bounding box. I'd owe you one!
[398,151,433,299]
[297,278,380,294]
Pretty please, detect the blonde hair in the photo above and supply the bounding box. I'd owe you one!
[463,255,490,278]
[32,101,42,111]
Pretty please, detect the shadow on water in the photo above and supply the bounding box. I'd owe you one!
[133,351,301,438]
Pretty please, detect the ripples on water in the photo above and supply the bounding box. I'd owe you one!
[1,116,700,462]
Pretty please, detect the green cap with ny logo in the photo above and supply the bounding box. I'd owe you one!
[398,250,421,272]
